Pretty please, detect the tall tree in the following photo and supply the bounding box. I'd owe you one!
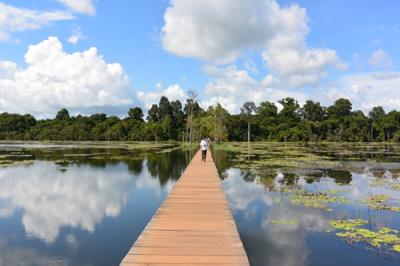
[56,108,70,120]
[170,100,185,140]
[241,101,256,144]
[147,104,159,122]
[277,97,300,141]
[369,106,385,141]
[185,89,199,143]
[128,107,144,122]
[257,101,278,140]
[327,98,352,141]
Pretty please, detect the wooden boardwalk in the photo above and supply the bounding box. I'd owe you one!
[121,149,249,265]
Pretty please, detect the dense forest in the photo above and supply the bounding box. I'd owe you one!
[1,96,400,142]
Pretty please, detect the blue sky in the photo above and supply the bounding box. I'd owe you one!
[0,0,399,117]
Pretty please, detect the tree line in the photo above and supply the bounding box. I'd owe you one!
[1,96,400,142]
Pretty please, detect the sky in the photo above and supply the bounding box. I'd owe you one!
[0,0,399,118]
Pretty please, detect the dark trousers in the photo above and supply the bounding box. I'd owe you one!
[201,150,207,161]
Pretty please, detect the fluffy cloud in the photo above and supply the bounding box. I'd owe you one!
[57,0,95,15]
[0,239,68,266]
[0,3,73,42]
[263,46,347,87]
[137,83,187,109]
[0,37,134,117]
[0,158,179,244]
[222,169,328,266]
[204,65,308,113]
[0,162,136,243]
[67,25,86,44]
[368,49,393,69]
[222,168,274,210]
[162,0,346,86]
[321,71,400,112]
[162,0,275,63]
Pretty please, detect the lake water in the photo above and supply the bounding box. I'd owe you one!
[1,143,400,266]
[214,143,400,266]
[0,144,193,266]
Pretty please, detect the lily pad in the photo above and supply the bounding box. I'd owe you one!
[290,192,350,211]
[361,195,400,212]
[329,219,400,252]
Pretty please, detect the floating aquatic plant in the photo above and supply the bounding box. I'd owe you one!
[361,195,400,212]
[328,219,368,230]
[289,192,350,211]
[322,188,351,195]
[370,177,400,192]
[328,219,400,253]
[370,177,388,187]
[0,160,34,168]
[392,183,400,191]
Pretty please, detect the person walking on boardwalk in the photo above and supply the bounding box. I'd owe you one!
[200,137,208,161]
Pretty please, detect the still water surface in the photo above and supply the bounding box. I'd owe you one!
[1,143,400,266]
[0,144,193,265]
[214,144,400,266]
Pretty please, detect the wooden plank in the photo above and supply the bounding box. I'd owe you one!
[120,150,249,266]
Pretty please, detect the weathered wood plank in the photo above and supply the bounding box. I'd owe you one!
[120,150,249,266]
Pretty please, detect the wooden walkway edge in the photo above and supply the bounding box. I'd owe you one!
[121,149,249,265]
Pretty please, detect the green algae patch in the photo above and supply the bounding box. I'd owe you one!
[321,188,351,195]
[0,159,34,168]
[214,142,344,173]
[329,219,400,252]
[289,192,350,211]
[328,219,368,230]
[391,183,400,191]
[361,195,400,212]
[370,177,400,192]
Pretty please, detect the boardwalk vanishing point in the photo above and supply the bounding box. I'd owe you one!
[121,149,250,265]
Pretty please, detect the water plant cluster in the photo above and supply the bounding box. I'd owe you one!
[0,141,185,168]
[361,195,400,212]
[215,142,400,177]
[329,219,400,253]
[289,192,350,211]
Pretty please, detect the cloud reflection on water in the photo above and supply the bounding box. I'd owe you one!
[0,160,175,244]
[223,169,328,266]
[222,166,400,266]
[0,237,68,266]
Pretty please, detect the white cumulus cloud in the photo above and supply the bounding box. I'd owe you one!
[321,71,400,112]
[203,65,308,113]
[137,83,187,109]
[0,37,134,117]
[57,0,96,15]
[0,3,73,42]
[162,0,346,87]
[162,0,275,63]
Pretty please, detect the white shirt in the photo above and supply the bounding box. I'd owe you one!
[200,139,208,151]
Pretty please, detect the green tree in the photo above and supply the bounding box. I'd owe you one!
[277,98,300,141]
[55,108,70,120]
[257,101,278,140]
[128,107,144,121]
[326,98,352,141]
[241,101,256,144]
[369,106,386,141]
